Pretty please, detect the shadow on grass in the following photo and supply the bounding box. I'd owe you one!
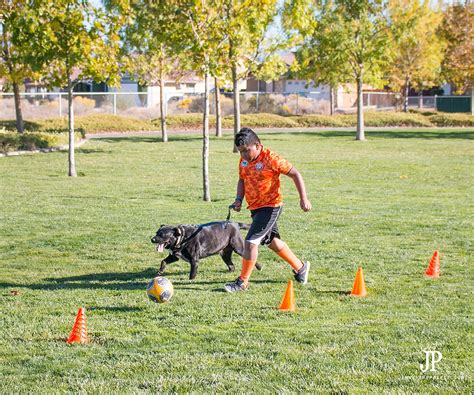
[0,267,247,292]
[0,268,158,291]
[44,268,157,283]
[88,306,145,312]
[77,148,113,154]
[316,290,352,296]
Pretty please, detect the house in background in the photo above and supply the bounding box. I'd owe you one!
[246,52,451,112]
[246,52,331,97]
[246,52,366,110]
[22,70,215,109]
[107,71,215,108]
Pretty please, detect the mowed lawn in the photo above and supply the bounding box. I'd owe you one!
[0,129,473,393]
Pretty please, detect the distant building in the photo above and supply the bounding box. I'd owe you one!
[246,52,369,109]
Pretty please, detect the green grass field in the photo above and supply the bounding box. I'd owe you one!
[1,129,473,392]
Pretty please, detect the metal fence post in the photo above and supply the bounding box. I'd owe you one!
[113,92,117,115]
[471,87,474,115]
[434,95,437,111]
[59,92,62,117]
[256,92,259,112]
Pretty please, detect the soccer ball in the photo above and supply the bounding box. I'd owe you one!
[146,276,174,303]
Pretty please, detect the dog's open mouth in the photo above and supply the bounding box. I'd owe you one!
[155,243,165,252]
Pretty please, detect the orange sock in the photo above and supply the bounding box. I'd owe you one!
[277,245,303,271]
[239,259,256,283]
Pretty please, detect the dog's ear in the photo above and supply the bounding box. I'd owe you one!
[174,227,183,236]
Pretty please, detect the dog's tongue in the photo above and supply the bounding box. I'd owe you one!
[156,244,164,252]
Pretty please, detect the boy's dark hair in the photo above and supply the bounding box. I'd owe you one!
[235,127,261,147]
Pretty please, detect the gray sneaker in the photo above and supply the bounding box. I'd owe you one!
[294,261,310,284]
[224,277,248,292]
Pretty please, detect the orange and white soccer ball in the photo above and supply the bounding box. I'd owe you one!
[146,276,174,303]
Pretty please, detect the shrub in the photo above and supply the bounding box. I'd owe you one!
[73,96,96,108]
[0,130,20,152]
[0,130,74,152]
[177,97,193,110]
[244,95,278,114]
[33,118,85,136]
[359,111,433,127]
[292,115,352,127]
[188,96,205,113]
[74,114,154,133]
[163,114,216,130]
[428,113,474,127]
[19,132,61,150]
[408,109,439,117]
[223,113,299,128]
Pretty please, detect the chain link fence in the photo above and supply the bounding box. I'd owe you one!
[0,91,435,120]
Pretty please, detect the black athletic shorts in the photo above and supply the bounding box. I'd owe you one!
[245,206,283,246]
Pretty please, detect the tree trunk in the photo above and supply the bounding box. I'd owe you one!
[403,76,410,113]
[202,67,211,202]
[356,74,365,141]
[232,64,240,153]
[329,85,335,116]
[159,71,168,142]
[12,82,24,133]
[215,77,222,137]
[67,74,77,177]
[2,23,24,133]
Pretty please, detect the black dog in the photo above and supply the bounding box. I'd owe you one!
[151,221,262,279]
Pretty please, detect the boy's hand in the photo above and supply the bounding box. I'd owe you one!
[300,198,312,212]
[230,200,242,212]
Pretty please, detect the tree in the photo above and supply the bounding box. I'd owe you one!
[439,2,474,94]
[284,0,351,115]
[0,0,40,133]
[387,0,445,111]
[283,0,391,140]
[214,76,222,137]
[220,0,279,148]
[18,0,123,176]
[179,0,228,202]
[119,1,187,143]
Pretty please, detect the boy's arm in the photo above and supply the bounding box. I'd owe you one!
[286,167,312,212]
[231,178,245,212]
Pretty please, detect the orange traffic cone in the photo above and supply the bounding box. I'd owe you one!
[351,266,367,297]
[425,250,440,278]
[279,280,296,311]
[67,307,88,344]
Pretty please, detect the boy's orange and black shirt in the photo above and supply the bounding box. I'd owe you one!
[239,147,293,210]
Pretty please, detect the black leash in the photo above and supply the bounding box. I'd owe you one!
[225,204,235,229]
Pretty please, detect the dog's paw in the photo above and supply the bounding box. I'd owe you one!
[228,265,235,272]
[255,262,263,271]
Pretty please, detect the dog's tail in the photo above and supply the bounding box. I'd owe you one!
[236,222,250,230]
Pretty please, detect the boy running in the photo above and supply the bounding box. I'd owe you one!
[224,128,312,292]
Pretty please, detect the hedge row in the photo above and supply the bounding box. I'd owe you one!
[0,130,80,153]
[164,111,473,129]
[0,114,155,136]
[0,111,472,151]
